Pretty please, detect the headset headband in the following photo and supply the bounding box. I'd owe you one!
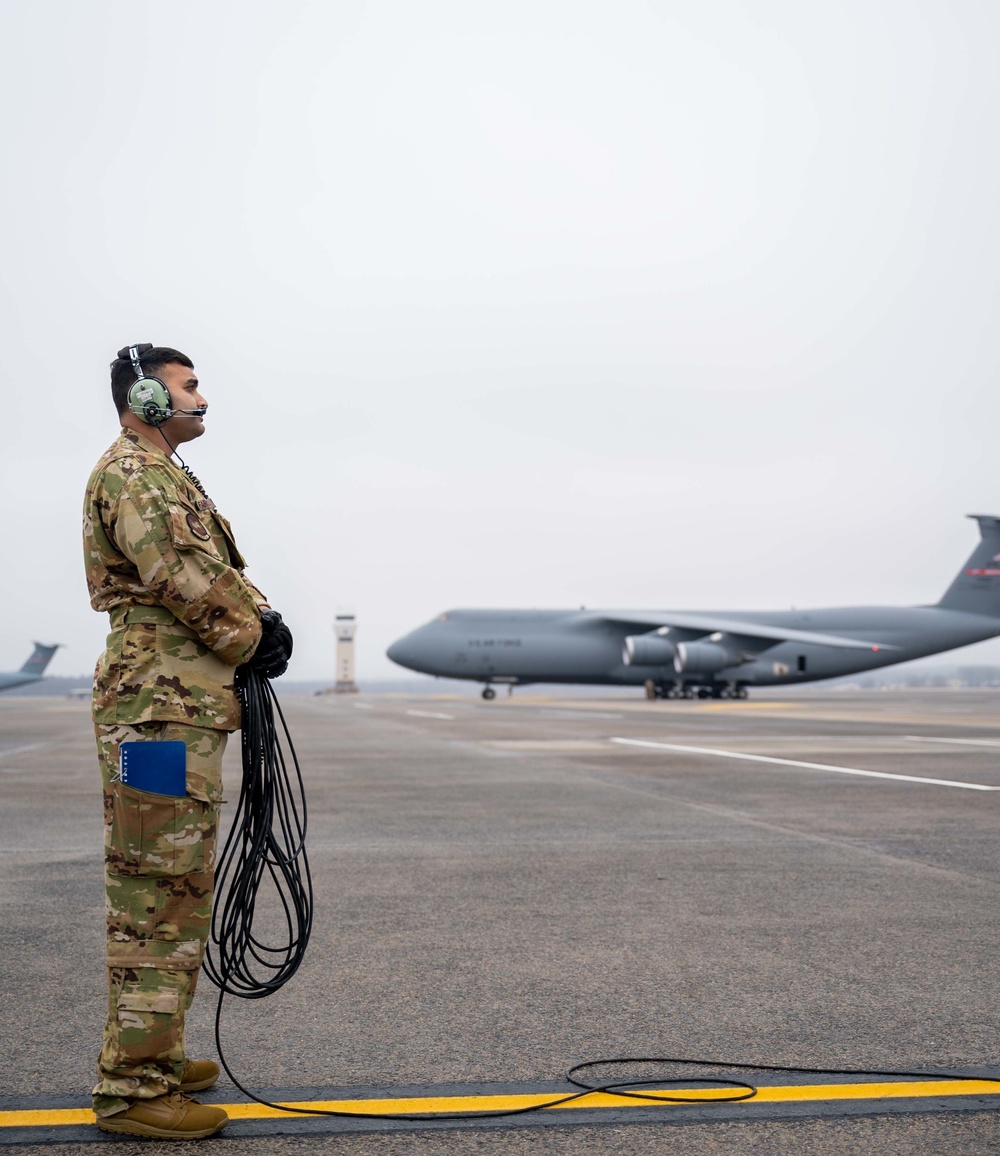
[118,343,154,381]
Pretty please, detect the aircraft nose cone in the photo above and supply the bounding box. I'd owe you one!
[386,633,419,671]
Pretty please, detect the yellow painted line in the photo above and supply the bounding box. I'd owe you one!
[1,1108,96,1127]
[726,1080,1000,1104]
[3,1081,1000,1129]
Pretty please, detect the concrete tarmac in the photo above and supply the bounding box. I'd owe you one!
[2,688,1000,1152]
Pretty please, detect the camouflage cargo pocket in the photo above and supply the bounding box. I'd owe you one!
[110,784,214,878]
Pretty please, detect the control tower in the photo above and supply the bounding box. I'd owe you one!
[334,611,359,694]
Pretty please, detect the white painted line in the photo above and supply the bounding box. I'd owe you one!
[406,709,455,721]
[609,738,1000,791]
[353,703,374,710]
[904,735,1000,748]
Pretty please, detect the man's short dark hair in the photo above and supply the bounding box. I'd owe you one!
[110,346,194,416]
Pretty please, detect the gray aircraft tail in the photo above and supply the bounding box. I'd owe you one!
[936,515,1000,617]
[19,643,60,676]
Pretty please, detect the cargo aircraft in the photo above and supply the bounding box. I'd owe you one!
[387,515,1000,700]
[0,643,61,693]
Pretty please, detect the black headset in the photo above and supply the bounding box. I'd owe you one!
[120,343,173,425]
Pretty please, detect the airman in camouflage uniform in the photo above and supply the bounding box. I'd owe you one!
[83,346,277,1138]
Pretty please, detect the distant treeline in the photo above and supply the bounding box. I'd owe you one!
[1,675,460,698]
[10,669,1000,698]
[850,665,1000,689]
[0,676,335,698]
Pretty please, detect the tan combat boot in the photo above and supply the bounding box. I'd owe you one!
[96,1092,228,1139]
[180,1058,220,1092]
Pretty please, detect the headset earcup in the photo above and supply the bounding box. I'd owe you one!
[127,377,171,424]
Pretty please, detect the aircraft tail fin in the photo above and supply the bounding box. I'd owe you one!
[19,643,60,677]
[936,515,1000,617]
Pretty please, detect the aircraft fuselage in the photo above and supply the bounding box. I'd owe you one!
[387,605,1000,690]
[387,517,1000,696]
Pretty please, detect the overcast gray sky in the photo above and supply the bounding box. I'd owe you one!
[2,0,998,681]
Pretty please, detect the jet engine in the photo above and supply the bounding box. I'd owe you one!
[622,633,677,666]
[673,641,731,675]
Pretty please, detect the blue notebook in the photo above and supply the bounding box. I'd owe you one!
[119,741,187,797]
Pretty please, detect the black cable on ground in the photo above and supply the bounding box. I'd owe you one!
[203,670,1000,1122]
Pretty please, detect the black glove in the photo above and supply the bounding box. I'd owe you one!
[248,609,293,679]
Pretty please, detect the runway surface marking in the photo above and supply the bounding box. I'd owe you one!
[609,738,1000,791]
[4,1079,999,1131]
[905,735,1000,748]
[406,709,455,720]
[0,742,53,762]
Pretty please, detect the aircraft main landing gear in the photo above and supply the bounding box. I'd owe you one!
[713,681,750,700]
[642,680,749,702]
[644,680,681,700]
[481,685,496,701]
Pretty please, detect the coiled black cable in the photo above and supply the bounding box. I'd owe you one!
[204,666,312,999]
[204,674,1000,1122]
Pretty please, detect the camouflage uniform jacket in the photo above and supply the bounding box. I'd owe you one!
[83,428,267,731]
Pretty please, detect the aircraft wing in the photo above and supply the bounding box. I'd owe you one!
[602,611,898,651]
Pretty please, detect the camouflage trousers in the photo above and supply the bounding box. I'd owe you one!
[92,720,227,1118]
